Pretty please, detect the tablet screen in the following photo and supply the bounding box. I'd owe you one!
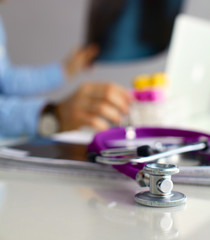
[8,138,88,162]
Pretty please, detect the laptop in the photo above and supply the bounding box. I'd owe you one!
[165,14,210,118]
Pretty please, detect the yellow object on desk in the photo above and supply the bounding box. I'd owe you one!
[133,72,168,90]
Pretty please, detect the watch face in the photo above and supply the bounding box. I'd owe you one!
[39,113,60,137]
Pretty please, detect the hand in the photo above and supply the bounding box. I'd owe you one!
[64,44,99,78]
[55,82,132,131]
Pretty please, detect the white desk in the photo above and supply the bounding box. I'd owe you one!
[0,115,210,240]
[0,166,209,240]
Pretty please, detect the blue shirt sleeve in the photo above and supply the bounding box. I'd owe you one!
[0,17,65,137]
[0,62,65,96]
[0,96,46,137]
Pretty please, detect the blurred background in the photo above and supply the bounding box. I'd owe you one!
[0,0,210,131]
[0,0,86,65]
[0,0,209,67]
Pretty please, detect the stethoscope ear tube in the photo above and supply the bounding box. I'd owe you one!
[87,127,210,181]
[96,138,208,165]
[100,145,154,157]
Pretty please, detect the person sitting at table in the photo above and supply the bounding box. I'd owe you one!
[0,0,131,138]
[73,0,184,64]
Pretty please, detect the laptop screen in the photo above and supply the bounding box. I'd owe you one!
[165,14,210,117]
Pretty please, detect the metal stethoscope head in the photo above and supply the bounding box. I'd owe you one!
[95,137,208,207]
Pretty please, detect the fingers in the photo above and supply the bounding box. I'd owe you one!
[81,99,122,124]
[64,44,99,77]
[73,111,110,131]
[56,98,110,132]
[79,82,131,114]
[56,82,132,132]
[83,44,100,65]
[102,83,131,114]
[74,44,99,68]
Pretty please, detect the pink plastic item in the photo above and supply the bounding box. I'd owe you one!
[132,89,165,102]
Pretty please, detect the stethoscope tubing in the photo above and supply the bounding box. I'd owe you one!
[88,127,210,180]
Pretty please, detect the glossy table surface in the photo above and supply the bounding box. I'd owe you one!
[0,166,209,240]
[1,114,210,240]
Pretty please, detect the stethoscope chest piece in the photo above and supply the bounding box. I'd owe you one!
[135,163,187,207]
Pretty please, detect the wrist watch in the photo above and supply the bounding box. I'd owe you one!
[39,105,60,137]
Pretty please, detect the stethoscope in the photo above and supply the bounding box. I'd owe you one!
[88,127,210,207]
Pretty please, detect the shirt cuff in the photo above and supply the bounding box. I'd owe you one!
[23,98,48,137]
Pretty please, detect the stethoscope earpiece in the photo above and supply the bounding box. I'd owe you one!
[136,145,155,157]
[87,152,98,162]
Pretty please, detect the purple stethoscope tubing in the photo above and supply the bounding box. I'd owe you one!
[88,127,210,180]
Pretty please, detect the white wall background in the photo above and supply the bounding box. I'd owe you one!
[0,0,209,65]
[0,0,87,65]
[0,0,209,92]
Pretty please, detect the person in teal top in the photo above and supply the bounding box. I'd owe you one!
[84,0,184,62]
[0,0,131,137]
[94,0,156,61]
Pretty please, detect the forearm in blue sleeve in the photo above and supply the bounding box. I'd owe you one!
[0,62,65,96]
[0,96,46,137]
